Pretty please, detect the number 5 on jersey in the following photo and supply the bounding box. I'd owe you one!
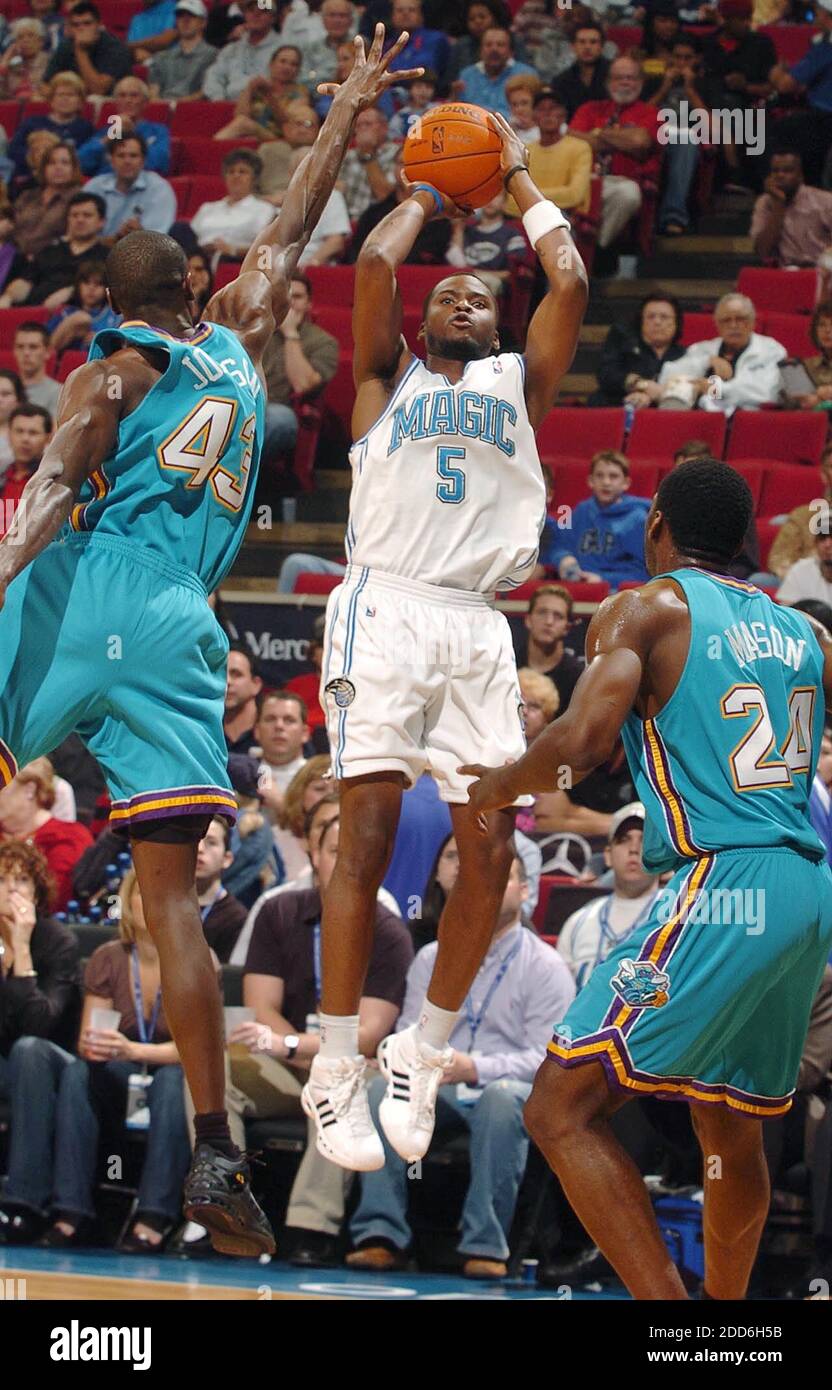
[158,397,256,513]
[436,446,466,504]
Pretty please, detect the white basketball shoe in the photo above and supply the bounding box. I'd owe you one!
[378,1026,454,1163]
[302,1055,385,1171]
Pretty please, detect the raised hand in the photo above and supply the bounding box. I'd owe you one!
[490,110,529,181]
[317,24,424,109]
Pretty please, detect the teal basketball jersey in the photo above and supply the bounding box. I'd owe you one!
[621,568,827,873]
[62,320,264,593]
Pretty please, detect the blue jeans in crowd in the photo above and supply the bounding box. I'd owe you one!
[276,552,346,594]
[51,1056,191,1225]
[0,1037,75,1214]
[351,1075,532,1262]
[263,402,299,461]
[659,141,700,231]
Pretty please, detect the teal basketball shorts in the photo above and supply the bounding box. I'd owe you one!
[0,533,237,832]
[549,847,832,1116]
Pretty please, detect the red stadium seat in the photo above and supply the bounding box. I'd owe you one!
[759,463,823,515]
[185,173,227,217]
[533,874,560,933]
[728,461,765,511]
[0,100,22,136]
[395,265,455,309]
[606,26,643,52]
[756,517,781,570]
[0,348,56,376]
[627,461,659,498]
[57,351,86,381]
[726,409,828,466]
[97,0,143,39]
[305,266,354,306]
[627,409,726,461]
[95,100,171,127]
[322,352,356,431]
[759,312,815,359]
[21,100,95,125]
[213,261,243,290]
[548,460,592,509]
[174,137,259,175]
[0,306,52,348]
[758,24,812,65]
[170,102,237,137]
[680,311,716,346]
[736,267,819,315]
[509,578,611,603]
[169,175,192,219]
[536,407,626,463]
[293,572,342,594]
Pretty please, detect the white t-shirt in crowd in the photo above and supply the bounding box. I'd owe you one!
[190,194,274,253]
[777,556,832,608]
[298,190,351,266]
[557,884,660,991]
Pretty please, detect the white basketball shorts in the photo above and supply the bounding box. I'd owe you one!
[320,565,528,803]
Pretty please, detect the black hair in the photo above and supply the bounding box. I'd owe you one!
[572,19,604,40]
[69,1,100,18]
[635,292,682,342]
[9,402,52,431]
[208,815,232,850]
[273,44,302,61]
[68,189,106,219]
[221,146,262,179]
[792,599,832,635]
[290,270,313,295]
[810,300,832,353]
[466,0,513,29]
[654,459,752,563]
[643,2,680,56]
[74,257,107,290]
[228,641,262,681]
[0,369,24,403]
[422,272,496,321]
[14,320,49,343]
[110,131,148,157]
[672,32,702,54]
[256,688,308,722]
[105,230,188,316]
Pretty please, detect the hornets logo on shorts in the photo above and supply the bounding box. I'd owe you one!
[610,958,670,1009]
[325,677,356,709]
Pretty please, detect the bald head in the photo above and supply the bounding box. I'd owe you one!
[106,231,189,318]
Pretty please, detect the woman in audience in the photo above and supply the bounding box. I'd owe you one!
[515,668,560,838]
[214,46,308,142]
[505,72,542,145]
[0,17,49,100]
[36,870,195,1253]
[640,1,681,81]
[10,140,82,262]
[0,758,93,911]
[592,294,685,408]
[47,258,119,355]
[188,249,214,316]
[28,0,64,53]
[8,72,93,180]
[275,754,333,883]
[788,301,832,411]
[0,368,24,473]
[411,833,459,952]
[187,149,274,261]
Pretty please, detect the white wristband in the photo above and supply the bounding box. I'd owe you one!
[522,200,570,248]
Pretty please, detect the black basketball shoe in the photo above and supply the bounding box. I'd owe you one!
[183,1144,275,1258]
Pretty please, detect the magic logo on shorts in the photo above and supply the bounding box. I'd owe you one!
[610,958,670,1008]
[325,677,356,709]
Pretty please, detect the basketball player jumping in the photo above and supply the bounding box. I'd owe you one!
[462,459,832,1299]
[302,116,588,1169]
[0,27,421,1256]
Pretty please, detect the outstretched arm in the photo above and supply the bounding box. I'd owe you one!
[204,25,422,368]
[460,590,648,814]
[495,114,588,430]
[0,361,123,607]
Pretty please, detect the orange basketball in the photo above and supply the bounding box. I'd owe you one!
[402,103,503,210]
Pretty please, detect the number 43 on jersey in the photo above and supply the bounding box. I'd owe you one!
[158,397,255,512]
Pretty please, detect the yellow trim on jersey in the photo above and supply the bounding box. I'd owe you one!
[643,718,698,857]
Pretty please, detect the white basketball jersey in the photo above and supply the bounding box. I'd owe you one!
[346,352,546,593]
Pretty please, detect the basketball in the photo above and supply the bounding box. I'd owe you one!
[402,103,503,210]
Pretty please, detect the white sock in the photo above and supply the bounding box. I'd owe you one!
[416,998,458,1051]
[318,1012,359,1059]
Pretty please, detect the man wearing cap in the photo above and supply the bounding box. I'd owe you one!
[769,0,832,187]
[203,0,281,102]
[505,88,591,218]
[147,0,216,102]
[558,804,661,992]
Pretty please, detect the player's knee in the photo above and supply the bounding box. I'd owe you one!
[335,821,395,886]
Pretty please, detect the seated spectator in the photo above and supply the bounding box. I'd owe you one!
[643,35,723,236]
[781,301,832,411]
[223,753,283,907]
[185,148,273,259]
[558,804,660,991]
[450,0,528,81]
[570,56,661,276]
[702,0,775,107]
[196,817,248,964]
[11,142,83,263]
[277,550,346,592]
[147,0,217,102]
[767,442,832,581]
[389,71,439,139]
[0,759,93,911]
[77,76,171,176]
[299,0,356,91]
[640,1,681,81]
[445,191,525,297]
[260,271,339,461]
[127,0,178,62]
[224,644,263,755]
[514,584,584,712]
[505,71,541,145]
[767,0,832,188]
[86,133,177,238]
[347,855,575,1279]
[44,2,133,96]
[253,690,310,826]
[0,17,50,99]
[504,88,591,218]
[27,0,65,54]
[203,0,282,102]
[15,323,60,414]
[348,147,452,263]
[456,27,536,119]
[656,292,786,414]
[0,189,107,309]
[285,613,328,738]
[0,369,25,474]
[7,129,60,203]
[0,200,17,297]
[384,0,450,89]
[0,403,51,537]
[47,259,120,355]
[544,449,650,589]
[338,106,398,222]
[592,294,685,408]
[312,37,360,121]
[751,151,832,269]
[778,531,832,607]
[518,666,559,746]
[0,840,81,1247]
[551,19,610,120]
[282,149,350,265]
[513,0,576,85]
[214,46,308,142]
[281,0,326,49]
[221,815,413,1267]
[258,100,320,202]
[187,247,214,314]
[275,754,332,881]
[34,869,194,1251]
[8,71,93,180]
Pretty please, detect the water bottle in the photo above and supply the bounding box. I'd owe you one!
[116,850,132,874]
[78,914,91,925]
[65,899,80,924]
[521,1259,539,1287]
[104,862,121,894]
[55,912,67,924]
[89,905,102,924]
